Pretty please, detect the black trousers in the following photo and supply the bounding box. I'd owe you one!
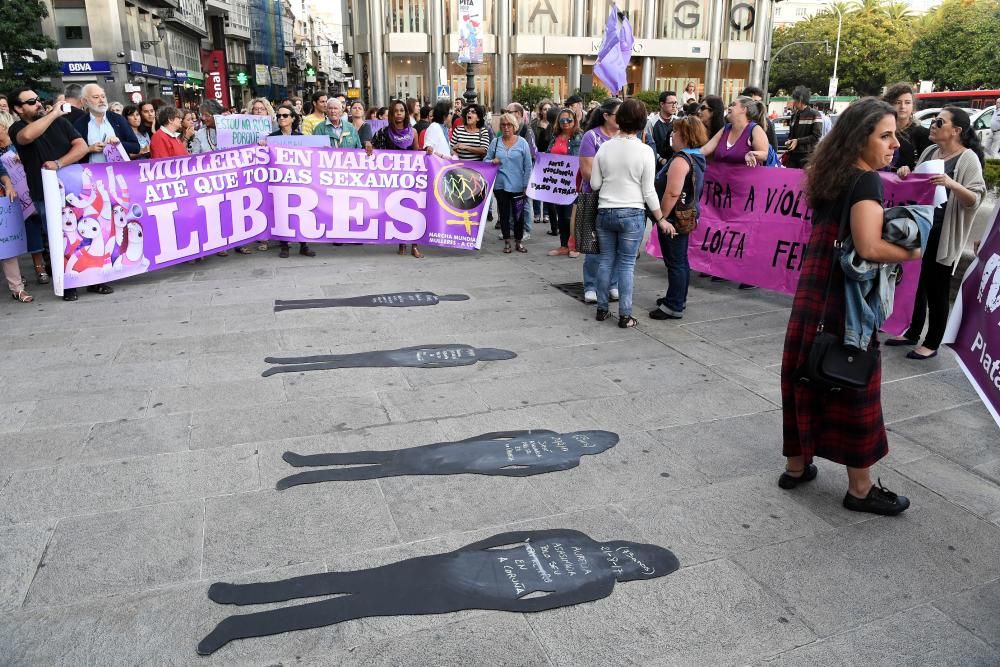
[553,203,573,247]
[495,190,525,242]
[904,223,953,350]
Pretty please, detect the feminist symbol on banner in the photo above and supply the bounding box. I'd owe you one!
[434,163,490,234]
[197,529,678,655]
[261,344,516,377]
[273,292,470,312]
[276,429,619,489]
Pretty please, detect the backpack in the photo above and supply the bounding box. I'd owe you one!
[749,122,782,167]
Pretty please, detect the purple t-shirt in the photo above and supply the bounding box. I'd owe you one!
[578,127,611,193]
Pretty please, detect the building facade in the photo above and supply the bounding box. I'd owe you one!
[343,0,780,110]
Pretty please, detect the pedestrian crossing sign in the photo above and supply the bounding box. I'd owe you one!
[437,84,451,99]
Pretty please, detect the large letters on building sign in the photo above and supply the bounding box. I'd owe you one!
[672,1,755,32]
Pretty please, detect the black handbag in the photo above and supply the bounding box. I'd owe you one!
[799,175,879,392]
[575,190,600,254]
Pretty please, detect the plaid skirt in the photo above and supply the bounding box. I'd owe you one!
[780,218,888,468]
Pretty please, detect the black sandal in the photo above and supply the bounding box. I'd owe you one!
[86,284,114,295]
[503,242,512,254]
[618,315,638,328]
[596,309,611,321]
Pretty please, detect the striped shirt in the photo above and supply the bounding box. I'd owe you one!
[450,125,492,160]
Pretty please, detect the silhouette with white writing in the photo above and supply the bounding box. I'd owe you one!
[197,529,679,655]
[273,292,470,312]
[262,344,516,377]
[276,429,618,489]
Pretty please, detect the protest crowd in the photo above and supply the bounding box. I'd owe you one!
[0,65,992,519]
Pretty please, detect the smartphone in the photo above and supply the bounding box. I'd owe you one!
[61,103,72,114]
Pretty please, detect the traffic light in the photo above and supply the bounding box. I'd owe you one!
[236,72,248,86]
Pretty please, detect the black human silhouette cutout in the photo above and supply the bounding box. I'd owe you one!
[197,529,679,655]
[261,344,516,377]
[273,292,470,312]
[276,429,619,489]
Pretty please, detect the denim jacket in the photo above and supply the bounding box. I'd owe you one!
[840,205,933,349]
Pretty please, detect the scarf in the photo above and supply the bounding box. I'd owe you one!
[387,123,415,149]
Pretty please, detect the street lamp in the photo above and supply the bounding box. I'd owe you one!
[762,40,830,97]
[140,20,166,50]
[829,3,843,98]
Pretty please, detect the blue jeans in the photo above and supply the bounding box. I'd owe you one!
[522,196,533,234]
[583,252,617,294]
[26,199,47,255]
[658,225,690,314]
[596,208,645,316]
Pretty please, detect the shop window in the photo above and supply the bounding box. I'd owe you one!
[587,0,641,38]
[386,0,428,33]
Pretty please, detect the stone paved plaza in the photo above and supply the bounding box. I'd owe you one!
[1,233,999,666]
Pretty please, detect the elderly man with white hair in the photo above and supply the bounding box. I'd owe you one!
[71,83,140,163]
[311,98,362,148]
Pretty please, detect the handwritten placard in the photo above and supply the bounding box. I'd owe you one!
[0,152,36,218]
[214,114,273,148]
[266,134,331,148]
[0,197,28,261]
[527,153,580,205]
[103,142,130,163]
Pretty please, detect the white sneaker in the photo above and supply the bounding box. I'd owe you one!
[584,290,597,303]
[609,288,620,301]
[523,232,531,240]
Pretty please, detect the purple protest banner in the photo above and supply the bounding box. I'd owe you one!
[366,120,388,135]
[645,164,936,335]
[943,206,1000,427]
[0,197,28,261]
[266,134,330,148]
[526,152,580,205]
[103,142,130,163]
[1,151,36,219]
[42,146,497,295]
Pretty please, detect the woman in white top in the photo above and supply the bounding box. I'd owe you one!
[423,100,454,159]
[591,99,673,328]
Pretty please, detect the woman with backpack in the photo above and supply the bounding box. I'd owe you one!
[649,116,708,321]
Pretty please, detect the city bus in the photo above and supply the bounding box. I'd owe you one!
[915,90,1000,111]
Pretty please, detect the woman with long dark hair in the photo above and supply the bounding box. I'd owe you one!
[268,104,314,259]
[698,95,725,139]
[371,99,424,258]
[882,83,931,175]
[781,97,920,516]
[888,106,987,359]
[122,105,150,159]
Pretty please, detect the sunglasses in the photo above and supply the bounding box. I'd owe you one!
[558,118,574,124]
[931,118,946,128]
[17,97,40,107]
[276,113,293,118]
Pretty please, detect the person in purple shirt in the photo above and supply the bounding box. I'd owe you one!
[578,98,622,303]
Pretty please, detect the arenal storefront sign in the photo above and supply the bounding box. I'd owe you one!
[60,60,113,76]
[200,49,231,109]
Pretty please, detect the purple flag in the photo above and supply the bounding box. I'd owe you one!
[593,4,628,94]
[944,205,1000,427]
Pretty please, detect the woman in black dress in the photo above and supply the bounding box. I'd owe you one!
[370,99,423,258]
[780,98,922,516]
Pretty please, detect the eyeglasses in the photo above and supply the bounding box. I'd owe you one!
[698,106,709,112]
[276,113,293,118]
[663,100,678,105]
[931,118,946,128]
[17,97,40,107]
[558,118,574,124]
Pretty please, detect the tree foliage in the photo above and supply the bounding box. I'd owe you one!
[574,83,610,105]
[768,6,912,96]
[903,0,1000,89]
[512,83,554,113]
[0,0,58,94]
[633,90,661,112]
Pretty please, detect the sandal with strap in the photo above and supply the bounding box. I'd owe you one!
[503,242,512,254]
[36,272,51,285]
[618,315,638,328]
[411,246,423,259]
[235,246,252,255]
[515,243,527,253]
[11,290,33,303]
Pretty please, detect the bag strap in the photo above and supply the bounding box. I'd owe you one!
[816,172,863,333]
